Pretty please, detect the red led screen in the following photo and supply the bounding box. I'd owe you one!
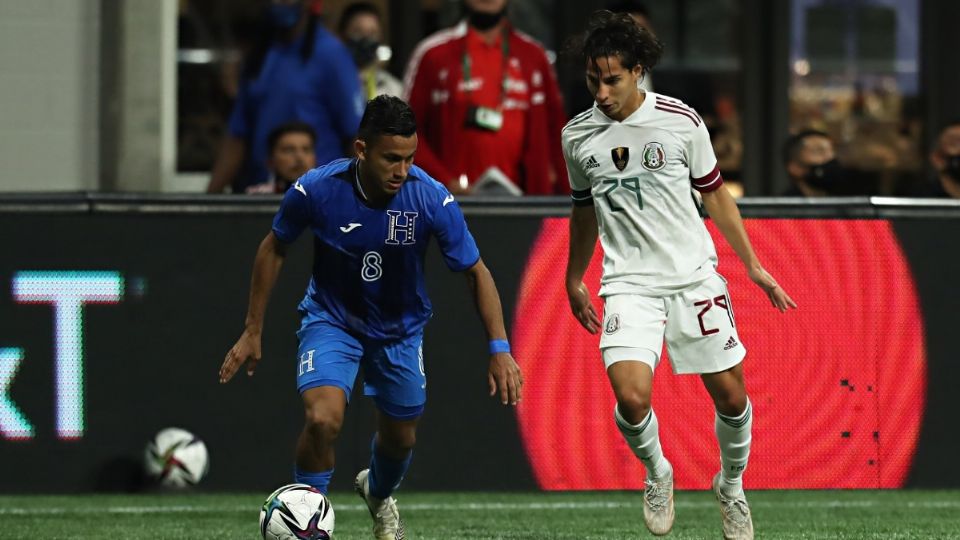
[513,219,925,490]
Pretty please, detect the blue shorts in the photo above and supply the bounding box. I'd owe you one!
[295,311,425,420]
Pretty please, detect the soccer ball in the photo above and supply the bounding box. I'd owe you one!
[260,484,335,540]
[144,427,209,488]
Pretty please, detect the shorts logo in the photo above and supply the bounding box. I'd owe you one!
[298,349,315,376]
[723,336,739,350]
[611,147,630,171]
[641,142,666,171]
[604,313,621,334]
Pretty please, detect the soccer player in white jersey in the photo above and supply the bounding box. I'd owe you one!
[563,11,796,540]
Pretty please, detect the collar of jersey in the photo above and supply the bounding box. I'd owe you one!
[594,90,654,125]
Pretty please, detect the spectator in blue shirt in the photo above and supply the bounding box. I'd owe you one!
[208,0,365,193]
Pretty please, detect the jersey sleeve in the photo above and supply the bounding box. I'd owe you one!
[687,121,723,193]
[562,135,594,206]
[271,180,313,243]
[431,192,481,272]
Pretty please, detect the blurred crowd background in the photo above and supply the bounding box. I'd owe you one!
[2,0,958,198]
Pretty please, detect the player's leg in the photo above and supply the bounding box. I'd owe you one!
[368,411,419,499]
[702,364,754,540]
[607,358,672,481]
[293,312,363,494]
[665,274,752,539]
[295,386,348,493]
[355,331,426,540]
[701,362,751,497]
[601,295,674,535]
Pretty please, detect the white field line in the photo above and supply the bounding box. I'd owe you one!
[0,499,959,516]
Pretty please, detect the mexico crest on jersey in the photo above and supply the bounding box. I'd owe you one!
[611,147,630,171]
[641,142,666,171]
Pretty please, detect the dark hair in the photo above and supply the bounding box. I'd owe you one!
[606,0,651,20]
[572,10,663,72]
[782,129,831,165]
[243,1,320,80]
[338,2,381,35]
[358,95,417,144]
[267,122,317,154]
[939,119,960,134]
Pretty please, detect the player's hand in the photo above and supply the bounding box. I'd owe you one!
[488,352,523,405]
[567,281,600,334]
[748,265,797,313]
[219,329,262,383]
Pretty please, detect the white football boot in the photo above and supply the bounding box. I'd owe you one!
[355,469,406,540]
[643,472,675,535]
[712,472,754,540]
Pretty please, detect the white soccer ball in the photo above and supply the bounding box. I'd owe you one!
[260,484,335,540]
[144,427,209,488]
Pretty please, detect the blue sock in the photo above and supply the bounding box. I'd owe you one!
[368,436,412,499]
[294,466,334,495]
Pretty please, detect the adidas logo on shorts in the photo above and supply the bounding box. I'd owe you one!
[584,155,600,169]
[723,336,739,350]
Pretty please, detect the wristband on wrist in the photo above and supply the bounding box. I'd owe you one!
[489,339,511,355]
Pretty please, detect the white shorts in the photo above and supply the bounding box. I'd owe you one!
[599,274,746,374]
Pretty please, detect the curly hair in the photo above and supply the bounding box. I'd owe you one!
[575,10,663,73]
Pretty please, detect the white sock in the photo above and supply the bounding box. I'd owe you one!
[715,398,752,497]
[615,405,673,481]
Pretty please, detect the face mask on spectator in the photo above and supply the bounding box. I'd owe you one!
[466,5,507,30]
[346,37,380,68]
[269,3,302,30]
[804,158,843,190]
[944,154,960,180]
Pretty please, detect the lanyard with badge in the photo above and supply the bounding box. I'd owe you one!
[462,29,510,132]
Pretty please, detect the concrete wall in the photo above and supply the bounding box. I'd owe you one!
[0,1,100,191]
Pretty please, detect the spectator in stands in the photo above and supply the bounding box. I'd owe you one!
[245,122,317,194]
[782,129,846,196]
[930,121,960,198]
[207,0,364,194]
[402,0,569,195]
[338,2,403,100]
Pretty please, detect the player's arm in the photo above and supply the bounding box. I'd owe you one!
[464,259,523,406]
[566,204,601,333]
[219,232,288,383]
[563,135,601,333]
[701,187,797,312]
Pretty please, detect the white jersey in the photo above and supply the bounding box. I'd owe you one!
[562,92,724,297]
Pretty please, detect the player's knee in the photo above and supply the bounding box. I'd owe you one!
[713,392,748,417]
[303,405,344,443]
[617,393,652,425]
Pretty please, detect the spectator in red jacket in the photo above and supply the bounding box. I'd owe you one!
[402,0,568,195]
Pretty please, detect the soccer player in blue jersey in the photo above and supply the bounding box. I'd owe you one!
[218,95,522,540]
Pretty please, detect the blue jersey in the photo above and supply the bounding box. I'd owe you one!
[272,159,481,340]
[229,26,364,191]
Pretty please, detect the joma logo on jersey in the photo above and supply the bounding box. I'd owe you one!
[611,147,630,171]
[641,142,666,171]
[385,210,419,245]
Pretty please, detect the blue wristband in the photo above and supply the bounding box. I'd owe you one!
[489,339,511,355]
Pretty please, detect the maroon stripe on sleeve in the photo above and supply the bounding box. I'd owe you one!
[690,165,723,193]
[655,98,704,124]
[654,106,700,126]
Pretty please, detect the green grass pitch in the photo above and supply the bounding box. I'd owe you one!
[2,490,959,539]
